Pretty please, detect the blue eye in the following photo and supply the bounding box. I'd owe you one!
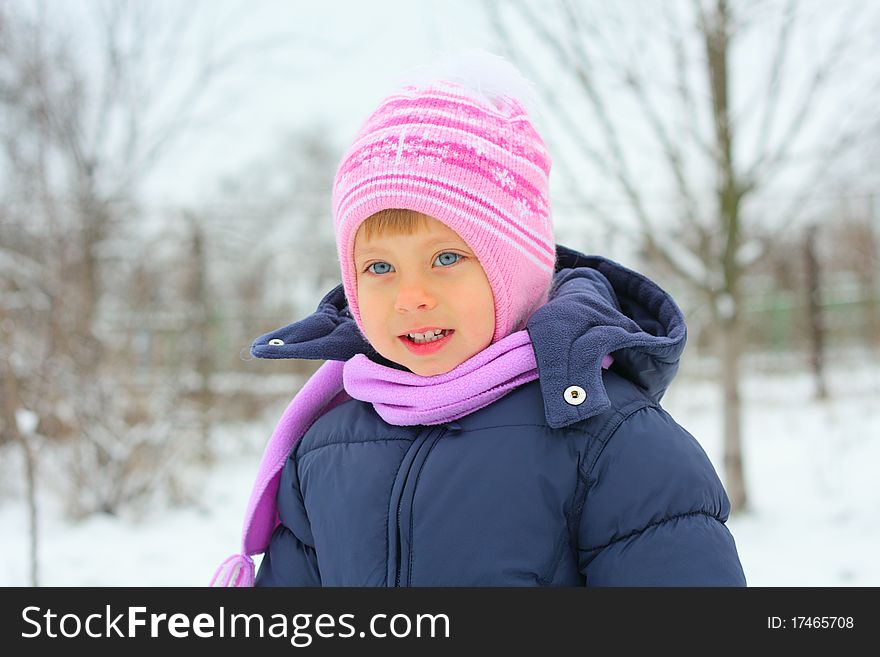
[367,262,393,275]
[435,252,463,267]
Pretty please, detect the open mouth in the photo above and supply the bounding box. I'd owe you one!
[400,328,454,344]
[397,328,455,354]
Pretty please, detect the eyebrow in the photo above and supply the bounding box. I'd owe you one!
[356,238,466,258]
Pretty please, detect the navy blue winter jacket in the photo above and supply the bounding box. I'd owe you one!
[250,244,747,586]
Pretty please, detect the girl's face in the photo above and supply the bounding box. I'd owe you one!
[354,216,495,377]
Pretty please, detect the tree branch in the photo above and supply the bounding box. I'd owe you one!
[750,122,871,271]
[489,0,713,294]
[748,0,798,175]
[661,1,719,166]
[744,0,862,183]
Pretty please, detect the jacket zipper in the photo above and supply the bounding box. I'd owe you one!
[391,426,447,587]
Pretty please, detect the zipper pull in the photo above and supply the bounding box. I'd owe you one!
[444,421,462,432]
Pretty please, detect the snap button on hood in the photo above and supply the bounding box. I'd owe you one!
[563,385,586,405]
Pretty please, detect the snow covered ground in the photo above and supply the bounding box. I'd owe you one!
[663,351,880,586]
[1,350,878,587]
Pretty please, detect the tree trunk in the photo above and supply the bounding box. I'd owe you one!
[706,0,749,516]
[719,311,749,515]
[21,430,39,587]
[186,216,215,465]
[804,224,828,400]
[0,317,40,586]
[863,195,880,353]
[74,190,107,376]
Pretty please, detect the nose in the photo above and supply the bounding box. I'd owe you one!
[394,277,437,313]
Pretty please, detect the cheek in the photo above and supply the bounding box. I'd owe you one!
[356,288,383,327]
[459,280,495,333]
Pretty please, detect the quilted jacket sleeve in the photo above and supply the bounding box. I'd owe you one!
[577,404,747,586]
[254,451,322,587]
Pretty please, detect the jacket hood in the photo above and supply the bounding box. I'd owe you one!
[251,243,687,426]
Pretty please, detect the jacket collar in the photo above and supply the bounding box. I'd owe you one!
[528,245,687,427]
[251,244,687,428]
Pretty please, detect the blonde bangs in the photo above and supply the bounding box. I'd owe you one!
[358,209,433,241]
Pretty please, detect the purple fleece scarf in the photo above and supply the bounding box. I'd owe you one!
[209,329,612,586]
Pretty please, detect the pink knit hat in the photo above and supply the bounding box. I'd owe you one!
[332,51,556,346]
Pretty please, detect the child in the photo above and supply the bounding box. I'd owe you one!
[210,51,746,587]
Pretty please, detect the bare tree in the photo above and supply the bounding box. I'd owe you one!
[835,195,880,353]
[183,211,216,464]
[803,223,827,399]
[0,0,319,536]
[0,313,40,586]
[485,0,878,513]
[862,196,880,352]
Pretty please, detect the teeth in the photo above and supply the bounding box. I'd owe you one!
[407,329,450,343]
[408,329,443,339]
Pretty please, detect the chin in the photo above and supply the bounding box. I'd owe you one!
[412,361,456,377]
